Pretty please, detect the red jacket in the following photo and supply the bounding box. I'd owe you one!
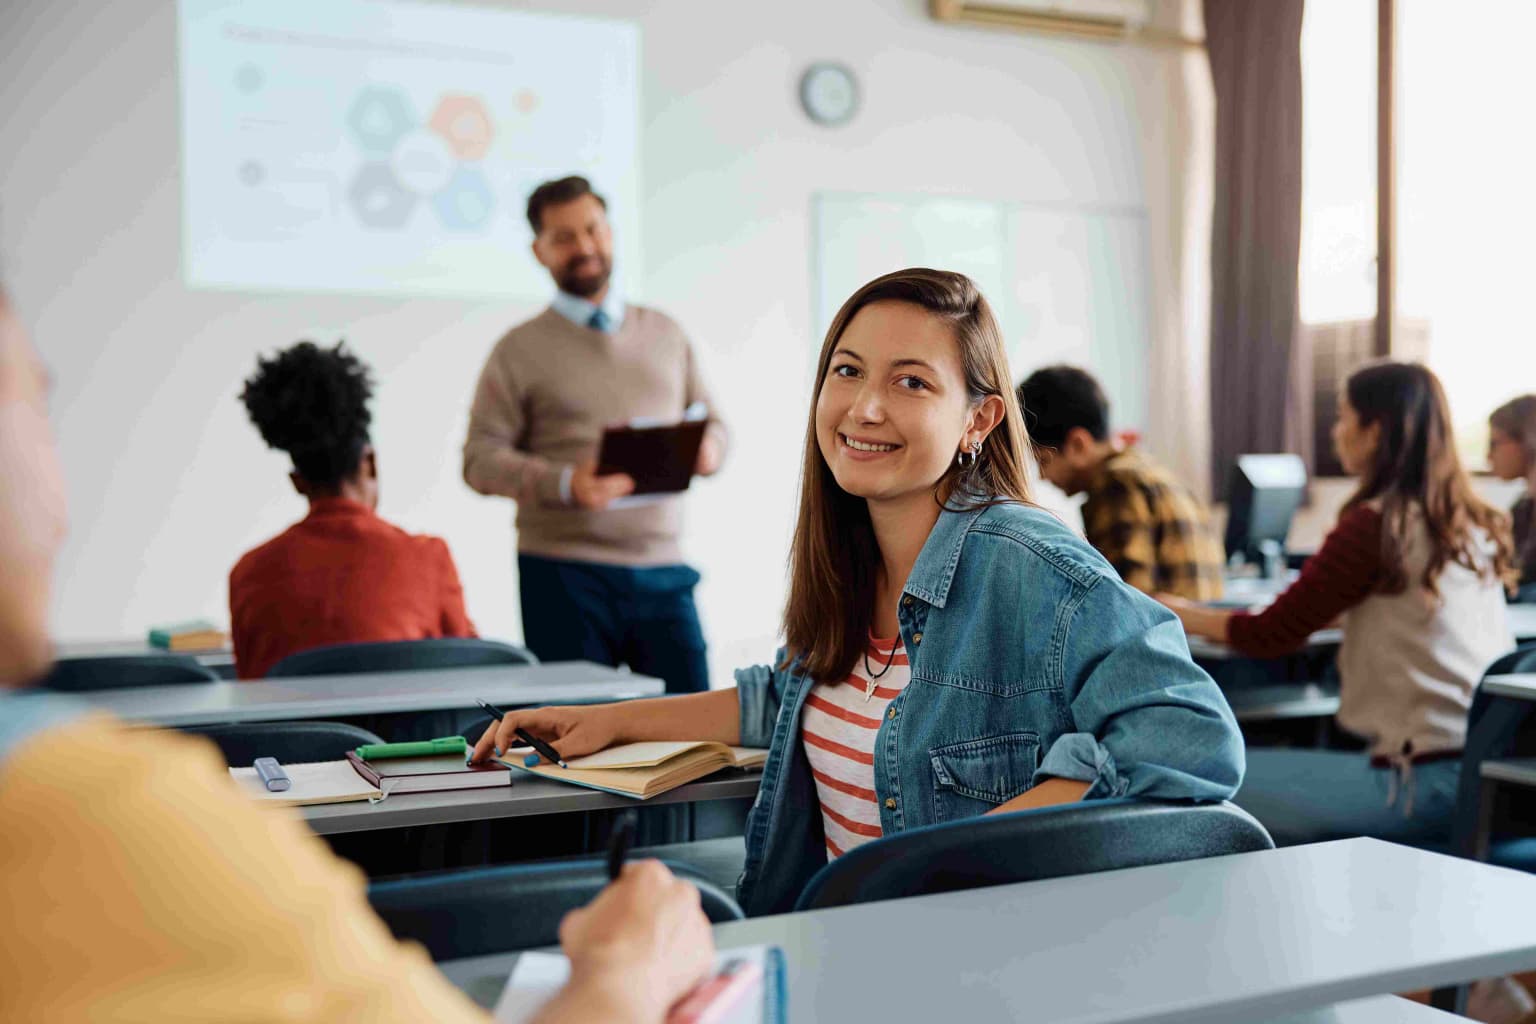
[229,498,476,679]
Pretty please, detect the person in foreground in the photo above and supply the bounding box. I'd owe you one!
[1488,394,1536,599]
[475,268,1245,915]
[1161,361,1513,847]
[231,339,477,678]
[0,293,712,1023]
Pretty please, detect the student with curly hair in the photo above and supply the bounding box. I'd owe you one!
[230,341,476,678]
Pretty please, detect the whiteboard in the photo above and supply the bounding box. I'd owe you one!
[179,0,639,300]
[813,192,1151,432]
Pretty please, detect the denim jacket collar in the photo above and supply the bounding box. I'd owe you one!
[902,502,988,609]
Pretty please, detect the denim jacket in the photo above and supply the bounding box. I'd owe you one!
[733,501,1244,916]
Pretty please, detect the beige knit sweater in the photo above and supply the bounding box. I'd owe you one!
[463,305,725,566]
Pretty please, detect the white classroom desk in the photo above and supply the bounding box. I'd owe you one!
[442,839,1536,1023]
[300,771,761,836]
[74,662,661,727]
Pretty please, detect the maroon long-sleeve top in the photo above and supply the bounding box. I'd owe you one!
[1226,505,1384,657]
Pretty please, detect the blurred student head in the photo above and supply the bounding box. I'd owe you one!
[240,341,379,509]
[0,293,69,686]
[527,175,613,299]
[1488,395,1536,485]
[1338,360,1513,595]
[1016,364,1112,495]
[784,267,1029,682]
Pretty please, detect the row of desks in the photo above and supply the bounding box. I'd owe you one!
[62,655,1536,1019]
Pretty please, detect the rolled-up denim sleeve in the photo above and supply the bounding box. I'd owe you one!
[1033,579,1244,802]
[735,648,793,749]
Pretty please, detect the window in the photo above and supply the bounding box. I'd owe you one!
[1299,0,1378,476]
[1399,0,1536,465]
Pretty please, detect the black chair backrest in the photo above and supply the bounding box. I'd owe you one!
[182,721,384,767]
[795,798,1274,912]
[368,859,744,960]
[266,638,537,678]
[1452,642,1536,856]
[40,654,218,692]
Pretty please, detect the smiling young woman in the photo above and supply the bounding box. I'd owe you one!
[476,268,1244,916]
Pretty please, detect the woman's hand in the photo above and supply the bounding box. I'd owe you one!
[468,704,621,765]
[1155,592,1233,642]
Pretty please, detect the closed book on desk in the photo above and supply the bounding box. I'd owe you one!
[497,741,767,800]
[345,751,512,795]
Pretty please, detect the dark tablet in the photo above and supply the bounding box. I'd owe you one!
[595,420,708,495]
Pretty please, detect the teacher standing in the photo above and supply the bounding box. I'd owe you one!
[463,176,727,693]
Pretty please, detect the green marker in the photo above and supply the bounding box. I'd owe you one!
[354,736,467,760]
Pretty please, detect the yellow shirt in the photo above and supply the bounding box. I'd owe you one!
[0,711,488,1022]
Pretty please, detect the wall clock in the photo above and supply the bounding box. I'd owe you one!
[799,62,859,127]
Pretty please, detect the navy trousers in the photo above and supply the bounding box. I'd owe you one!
[518,554,710,695]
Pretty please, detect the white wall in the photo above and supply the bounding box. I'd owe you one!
[0,0,1185,683]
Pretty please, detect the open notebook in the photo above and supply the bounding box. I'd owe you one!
[497,741,767,800]
[493,945,784,1024]
[228,760,381,806]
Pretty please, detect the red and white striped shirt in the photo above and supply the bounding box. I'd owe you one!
[801,635,912,861]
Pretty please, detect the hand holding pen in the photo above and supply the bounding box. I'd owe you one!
[475,698,569,767]
[468,700,619,765]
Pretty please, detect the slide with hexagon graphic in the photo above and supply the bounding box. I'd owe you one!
[180,0,639,299]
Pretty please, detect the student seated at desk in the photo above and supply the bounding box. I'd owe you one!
[474,269,1244,916]
[0,292,711,1024]
[1162,361,1514,847]
[1488,394,1536,600]
[1016,365,1225,601]
[231,341,476,678]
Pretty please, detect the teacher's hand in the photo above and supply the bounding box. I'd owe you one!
[694,434,723,477]
[571,460,635,510]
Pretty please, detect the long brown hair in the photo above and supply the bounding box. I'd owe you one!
[1343,361,1513,596]
[781,268,1034,681]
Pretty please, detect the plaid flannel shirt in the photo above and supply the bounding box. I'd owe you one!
[1080,449,1226,600]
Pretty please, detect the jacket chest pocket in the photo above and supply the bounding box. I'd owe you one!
[930,732,1041,824]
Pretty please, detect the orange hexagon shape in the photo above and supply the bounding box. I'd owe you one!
[429,95,494,160]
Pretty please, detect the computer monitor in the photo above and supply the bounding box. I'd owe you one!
[1223,454,1308,577]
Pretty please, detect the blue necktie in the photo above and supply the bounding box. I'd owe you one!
[587,308,612,333]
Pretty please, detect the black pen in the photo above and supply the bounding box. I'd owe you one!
[474,697,568,768]
[515,728,569,769]
[607,809,637,882]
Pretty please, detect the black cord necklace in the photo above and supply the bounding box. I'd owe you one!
[862,639,899,701]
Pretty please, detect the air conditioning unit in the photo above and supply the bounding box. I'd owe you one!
[930,0,1197,47]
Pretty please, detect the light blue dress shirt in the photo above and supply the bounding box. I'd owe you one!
[550,285,626,334]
